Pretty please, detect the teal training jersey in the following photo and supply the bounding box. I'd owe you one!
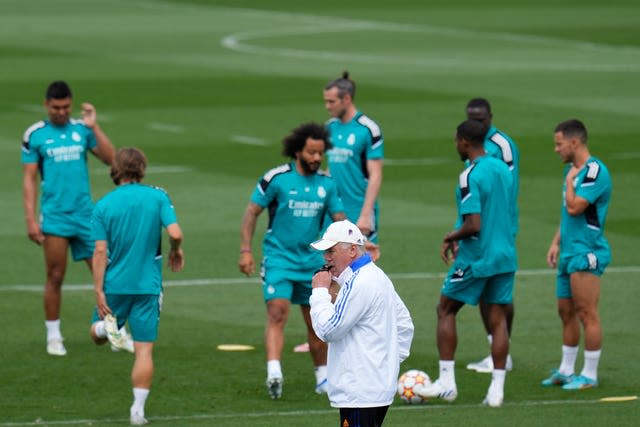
[251,162,343,270]
[22,119,97,216]
[92,183,178,295]
[325,111,383,222]
[455,155,516,277]
[484,125,520,236]
[560,157,611,257]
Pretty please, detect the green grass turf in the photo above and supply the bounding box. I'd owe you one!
[1,0,639,425]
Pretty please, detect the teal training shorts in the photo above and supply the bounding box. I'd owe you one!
[42,210,94,261]
[261,265,314,305]
[91,294,160,342]
[442,264,515,305]
[556,251,610,298]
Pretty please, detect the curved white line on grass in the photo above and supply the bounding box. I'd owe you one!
[2,266,639,292]
[231,134,269,146]
[146,122,185,133]
[220,16,640,72]
[0,398,612,426]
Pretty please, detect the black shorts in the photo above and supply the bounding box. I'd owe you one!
[339,406,389,427]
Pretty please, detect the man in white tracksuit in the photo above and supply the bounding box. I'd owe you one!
[310,219,414,427]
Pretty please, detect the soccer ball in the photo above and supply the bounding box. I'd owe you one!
[397,369,431,404]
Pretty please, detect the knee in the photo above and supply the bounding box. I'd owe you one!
[575,306,599,325]
[436,303,454,319]
[46,269,65,287]
[557,305,574,322]
[267,308,288,325]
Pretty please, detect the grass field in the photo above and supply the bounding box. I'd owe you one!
[1,0,639,425]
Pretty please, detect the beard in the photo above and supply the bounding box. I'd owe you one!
[299,158,320,174]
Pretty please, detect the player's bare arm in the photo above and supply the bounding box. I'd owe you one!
[83,102,115,165]
[22,163,44,244]
[440,214,480,264]
[92,240,111,318]
[357,159,383,235]
[239,202,263,276]
[564,166,590,216]
[546,228,561,268]
[167,223,185,272]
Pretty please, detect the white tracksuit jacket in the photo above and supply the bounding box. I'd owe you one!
[309,254,414,408]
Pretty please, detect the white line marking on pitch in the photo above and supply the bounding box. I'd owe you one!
[231,134,269,146]
[2,266,638,292]
[0,397,622,426]
[146,122,185,133]
[219,12,640,72]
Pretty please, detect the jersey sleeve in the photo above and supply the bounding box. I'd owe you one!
[21,122,44,164]
[366,134,384,160]
[458,166,481,216]
[357,114,384,160]
[160,191,178,227]
[576,161,610,204]
[250,164,290,208]
[91,202,108,241]
[250,176,276,208]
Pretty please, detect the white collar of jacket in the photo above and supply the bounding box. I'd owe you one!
[334,253,372,286]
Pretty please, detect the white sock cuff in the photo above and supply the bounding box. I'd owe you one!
[562,345,579,355]
[133,387,150,398]
[584,349,602,358]
[439,360,455,369]
[45,319,62,340]
[267,360,282,378]
[492,369,506,381]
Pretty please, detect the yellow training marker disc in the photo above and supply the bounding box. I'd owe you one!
[599,396,638,403]
[217,344,255,351]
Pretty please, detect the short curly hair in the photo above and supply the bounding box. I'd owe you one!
[282,122,331,159]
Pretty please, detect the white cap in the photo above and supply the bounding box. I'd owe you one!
[310,220,365,251]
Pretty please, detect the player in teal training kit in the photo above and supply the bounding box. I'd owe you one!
[323,72,383,247]
[543,119,611,391]
[22,80,115,356]
[465,98,520,374]
[417,119,516,408]
[239,123,344,399]
[89,147,184,425]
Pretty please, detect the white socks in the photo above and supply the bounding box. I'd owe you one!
[559,345,579,375]
[581,349,601,381]
[489,369,506,396]
[131,387,149,417]
[439,360,456,387]
[45,319,62,341]
[267,360,282,379]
